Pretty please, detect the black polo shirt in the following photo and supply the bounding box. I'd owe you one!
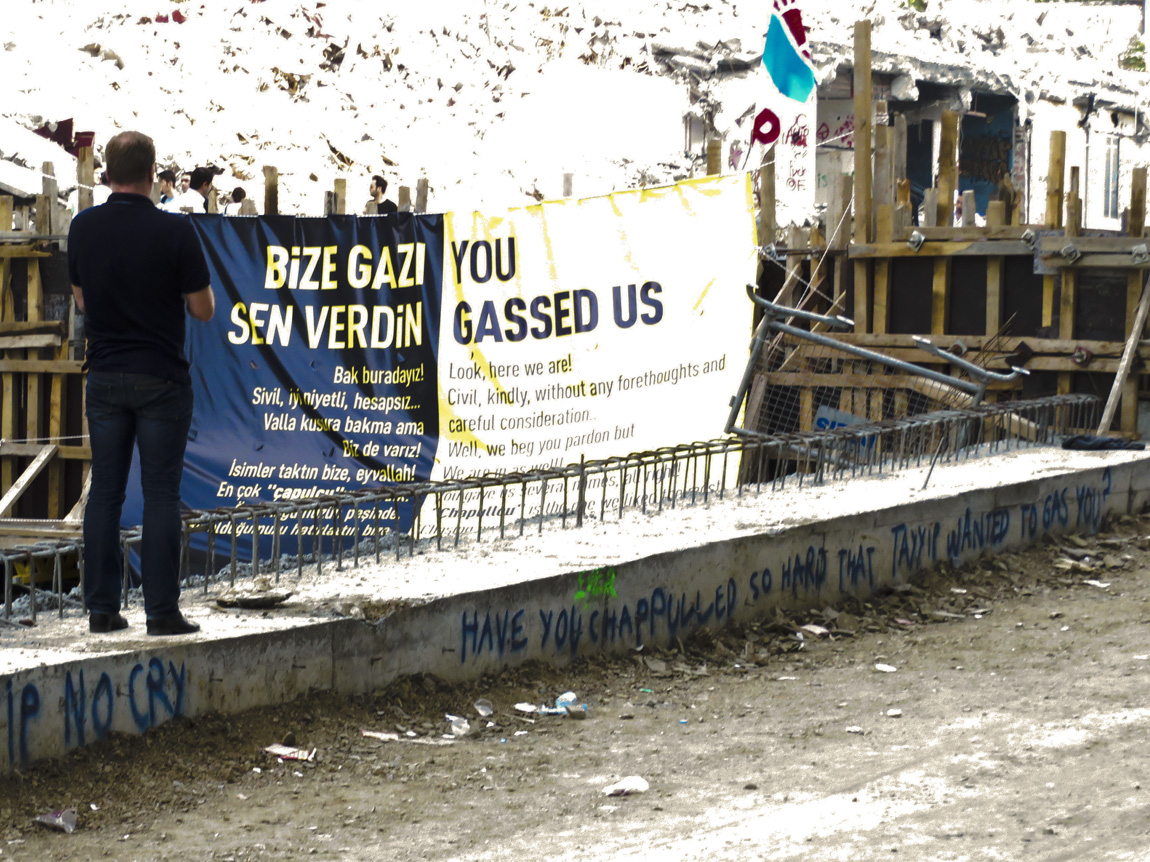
[68,193,211,384]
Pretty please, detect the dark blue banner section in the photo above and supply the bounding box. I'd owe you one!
[141,213,447,557]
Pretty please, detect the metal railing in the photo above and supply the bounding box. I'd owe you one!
[0,392,1097,622]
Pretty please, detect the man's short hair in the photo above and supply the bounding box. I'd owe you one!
[188,167,215,192]
[231,187,246,202]
[372,175,387,193]
[105,131,155,185]
[158,169,177,184]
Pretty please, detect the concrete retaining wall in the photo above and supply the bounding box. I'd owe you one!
[5,458,1146,772]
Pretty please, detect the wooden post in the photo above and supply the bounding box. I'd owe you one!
[873,124,893,242]
[893,113,907,190]
[323,191,337,216]
[1045,132,1067,229]
[563,173,574,198]
[936,111,959,227]
[1122,166,1149,433]
[0,259,12,493]
[77,145,95,213]
[0,197,11,233]
[1041,132,1067,330]
[397,186,412,212]
[206,187,219,214]
[961,190,976,227]
[41,163,58,236]
[415,177,429,212]
[931,257,951,336]
[852,20,873,333]
[853,21,873,243]
[333,178,347,215]
[759,151,776,246]
[1056,178,1081,397]
[985,201,1006,337]
[873,204,893,334]
[263,166,279,216]
[829,174,852,310]
[706,138,721,175]
[922,188,939,227]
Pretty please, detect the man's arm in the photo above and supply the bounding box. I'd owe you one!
[71,285,85,313]
[185,286,215,321]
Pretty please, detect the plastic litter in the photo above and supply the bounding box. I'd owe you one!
[874,663,898,673]
[474,698,494,717]
[446,715,471,736]
[514,702,538,714]
[35,809,77,833]
[603,776,649,797]
[263,743,316,762]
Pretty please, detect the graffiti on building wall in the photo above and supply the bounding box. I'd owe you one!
[6,658,187,769]
[453,470,1116,666]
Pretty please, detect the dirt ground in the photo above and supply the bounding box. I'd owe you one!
[4,512,1150,861]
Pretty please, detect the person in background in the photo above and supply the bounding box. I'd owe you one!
[222,186,247,215]
[364,174,398,215]
[157,169,178,205]
[179,172,191,194]
[163,167,214,213]
[68,129,214,637]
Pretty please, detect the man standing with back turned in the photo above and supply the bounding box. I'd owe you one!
[68,131,215,636]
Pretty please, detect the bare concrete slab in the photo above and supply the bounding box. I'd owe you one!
[2,446,1147,772]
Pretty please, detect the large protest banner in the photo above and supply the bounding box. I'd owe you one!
[161,173,753,553]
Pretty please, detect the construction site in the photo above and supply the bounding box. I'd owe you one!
[4,1,1150,859]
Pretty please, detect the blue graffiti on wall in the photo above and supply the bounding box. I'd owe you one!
[7,657,187,769]
[454,470,1121,666]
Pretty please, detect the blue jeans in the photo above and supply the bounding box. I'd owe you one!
[84,372,193,618]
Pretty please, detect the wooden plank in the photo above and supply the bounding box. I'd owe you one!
[415,177,429,213]
[0,320,65,336]
[0,197,12,232]
[930,257,951,335]
[936,110,959,227]
[853,21,873,243]
[850,240,1032,258]
[0,246,50,259]
[397,186,412,212]
[0,442,90,459]
[1039,255,1150,271]
[0,358,82,374]
[0,334,60,350]
[65,469,91,522]
[333,178,347,215]
[1037,236,1150,254]
[0,445,57,517]
[0,519,82,539]
[912,225,1034,241]
[1130,167,1147,239]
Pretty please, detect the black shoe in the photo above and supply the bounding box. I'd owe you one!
[146,611,201,636]
[89,612,129,633]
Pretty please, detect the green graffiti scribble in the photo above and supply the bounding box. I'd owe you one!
[574,566,617,609]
